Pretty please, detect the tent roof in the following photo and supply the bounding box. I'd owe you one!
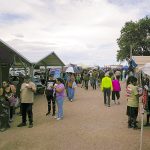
[133,56,150,67]
[0,39,65,67]
[0,39,31,67]
[35,52,65,66]
[142,63,150,76]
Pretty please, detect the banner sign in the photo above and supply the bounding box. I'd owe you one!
[49,68,61,79]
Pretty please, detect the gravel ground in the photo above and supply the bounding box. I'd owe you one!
[0,81,150,150]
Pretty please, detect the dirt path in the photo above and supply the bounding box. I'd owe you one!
[0,82,150,150]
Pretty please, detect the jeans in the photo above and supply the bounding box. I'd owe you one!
[56,97,64,118]
[68,87,75,100]
[112,91,120,100]
[103,88,111,105]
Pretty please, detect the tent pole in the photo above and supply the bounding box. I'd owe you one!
[61,66,63,78]
[45,65,48,81]
[140,104,144,150]
[29,64,35,81]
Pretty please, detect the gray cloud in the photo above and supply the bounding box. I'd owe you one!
[0,0,149,66]
[13,34,24,38]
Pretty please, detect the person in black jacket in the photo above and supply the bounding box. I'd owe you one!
[0,96,10,132]
[45,75,56,116]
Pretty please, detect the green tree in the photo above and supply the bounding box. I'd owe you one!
[117,16,150,61]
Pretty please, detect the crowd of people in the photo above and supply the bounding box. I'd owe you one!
[0,66,150,132]
[0,75,66,131]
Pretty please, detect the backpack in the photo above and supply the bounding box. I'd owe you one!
[68,81,73,88]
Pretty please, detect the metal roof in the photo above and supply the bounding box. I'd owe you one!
[0,39,65,67]
[35,51,65,66]
[0,39,31,67]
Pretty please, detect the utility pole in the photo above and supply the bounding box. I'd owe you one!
[130,45,132,59]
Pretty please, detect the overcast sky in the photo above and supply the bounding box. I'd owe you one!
[0,0,149,66]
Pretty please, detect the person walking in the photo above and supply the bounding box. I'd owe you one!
[67,75,77,102]
[76,74,81,84]
[84,72,89,90]
[17,76,36,128]
[55,78,65,120]
[101,72,113,107]
[92,70,98,90]
[45,75,56,116]
[115,70,121,80]
[65,73,71,97]
[112,76,121,104]
[122,69,126,82]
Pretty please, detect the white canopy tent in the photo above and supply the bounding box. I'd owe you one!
[65,66,75,73]
[142,63,150,76]
[133,56,150,67]
[140,63,150,150]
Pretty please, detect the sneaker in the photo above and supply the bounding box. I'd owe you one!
[56,118,61,121]
[117,102,120,105]
[28,123,33,128]
[133,126,140,130]
[0,128,7,132]
[17,123,26,127]
[70,99,73,102]
[128,125,132,128]
[46,112,50,116]
[133,125,140,130]
[54,116,58,119]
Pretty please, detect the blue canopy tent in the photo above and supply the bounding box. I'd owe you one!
[123,65,129,70]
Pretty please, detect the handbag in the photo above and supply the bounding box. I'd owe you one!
[8,94,17,106]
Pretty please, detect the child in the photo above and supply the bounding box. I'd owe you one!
[112,76,121,104]
[126,76,140,129]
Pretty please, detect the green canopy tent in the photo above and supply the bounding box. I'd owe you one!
[0,39,65,85]
[0,39,31,85]
[29,51,65,80]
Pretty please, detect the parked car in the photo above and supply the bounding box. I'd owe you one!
[33,77,45,94]
[9,69,26,77]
